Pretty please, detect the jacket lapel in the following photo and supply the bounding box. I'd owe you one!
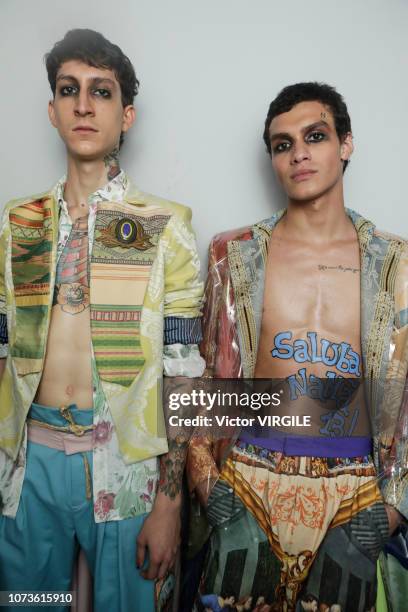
[228,209,285,377]
[355,208,406,429]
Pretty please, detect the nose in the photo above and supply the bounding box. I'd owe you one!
[74,89,94,117]
[291,140,311,164]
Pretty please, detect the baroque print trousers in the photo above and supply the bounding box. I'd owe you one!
[196,440,389,612]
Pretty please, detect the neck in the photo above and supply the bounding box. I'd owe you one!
[279,181,354,244]
[63,147,121,208]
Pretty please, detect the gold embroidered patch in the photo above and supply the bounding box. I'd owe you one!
[99,218,154,250]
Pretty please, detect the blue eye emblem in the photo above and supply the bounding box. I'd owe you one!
[100,216,153,250]
[122,222,132,238]
[115,218,137,244]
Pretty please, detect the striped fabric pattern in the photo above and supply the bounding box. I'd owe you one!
[164,315,203,345]
[10,199,53,294]
[0,313,7,345]
[90,305,145,387]
[9,198,55,362]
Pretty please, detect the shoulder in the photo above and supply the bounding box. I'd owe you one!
[348,208,407,248]
[211,224,254,248]
[2,189,52,215]
[373,227,408,248]
[208,224,254,261]
[1,190,52,237]
[369,226,408,291]
[208,209,285,255]
[124,181,192,221]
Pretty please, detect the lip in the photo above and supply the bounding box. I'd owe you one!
[291,169,317,182]
[73,126,98,133]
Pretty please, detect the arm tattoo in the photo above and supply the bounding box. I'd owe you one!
[103,146,121,181]
[159,435,189,499]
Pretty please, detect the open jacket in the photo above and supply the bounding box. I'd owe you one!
[188,208,408,518]
[0,180,203,467]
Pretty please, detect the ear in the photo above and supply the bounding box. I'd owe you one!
[121,105,136,134]
[340,132,354,162]
[48,100,58,128]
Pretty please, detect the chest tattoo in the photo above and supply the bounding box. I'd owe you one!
[53,216,90,315]
[271,331,361,376]
[270,330,363,436]
[318,263,360,273]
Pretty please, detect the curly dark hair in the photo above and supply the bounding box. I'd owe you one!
[263,82,352,171]
[45,29,139,146]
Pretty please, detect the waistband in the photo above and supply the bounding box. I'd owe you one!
[29,402,93,427]
[239,432,372,458]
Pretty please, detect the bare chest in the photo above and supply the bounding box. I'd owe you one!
[255,236,362,378]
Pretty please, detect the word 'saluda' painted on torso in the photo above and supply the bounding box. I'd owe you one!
[271,331,361,376]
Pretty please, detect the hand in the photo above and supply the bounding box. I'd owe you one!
[384,503,404,536]
[136,495,181,580]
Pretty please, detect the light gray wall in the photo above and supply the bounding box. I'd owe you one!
[1,0,407,266]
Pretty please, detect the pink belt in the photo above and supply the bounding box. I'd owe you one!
[27,422,94,454]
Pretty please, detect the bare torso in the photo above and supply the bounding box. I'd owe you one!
[254,223,368,436]
[35,211,93,409]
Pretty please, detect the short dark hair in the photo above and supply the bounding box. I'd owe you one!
[45,29,139,146]
[263,82,352,171]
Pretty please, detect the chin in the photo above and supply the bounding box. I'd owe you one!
[68,144,104,161]
[288,188,322,203]
[288,181,334,203]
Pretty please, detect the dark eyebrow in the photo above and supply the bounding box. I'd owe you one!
[56,74,78,83]
[56,74,116,87]
[270,120,331,142]
[303,120,330,132]
[89,77,116,87]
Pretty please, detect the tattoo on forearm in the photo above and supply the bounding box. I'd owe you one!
[318,264,360,274]
[159,436,189,499]
[103,146,121,181]
[53,217,90,315]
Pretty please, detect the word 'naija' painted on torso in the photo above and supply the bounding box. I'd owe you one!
[271,331,361,376]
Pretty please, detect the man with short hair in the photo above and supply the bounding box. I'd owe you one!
[0,29,204,611]
[189,82,408,611]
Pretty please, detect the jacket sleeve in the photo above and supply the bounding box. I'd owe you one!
[186,235,243,500]
[186,238,222,499]
[380,245,408,518]
[163,206,203,322]
[161,206,205,377]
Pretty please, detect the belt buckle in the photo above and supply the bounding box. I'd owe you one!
[60,405,85,437]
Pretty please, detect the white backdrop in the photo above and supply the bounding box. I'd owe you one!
[1,0,407,267]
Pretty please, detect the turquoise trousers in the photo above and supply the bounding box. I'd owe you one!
[0,403,155,612]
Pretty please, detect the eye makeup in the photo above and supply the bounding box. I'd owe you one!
[272,126,330,154]
[56,75,116,100]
